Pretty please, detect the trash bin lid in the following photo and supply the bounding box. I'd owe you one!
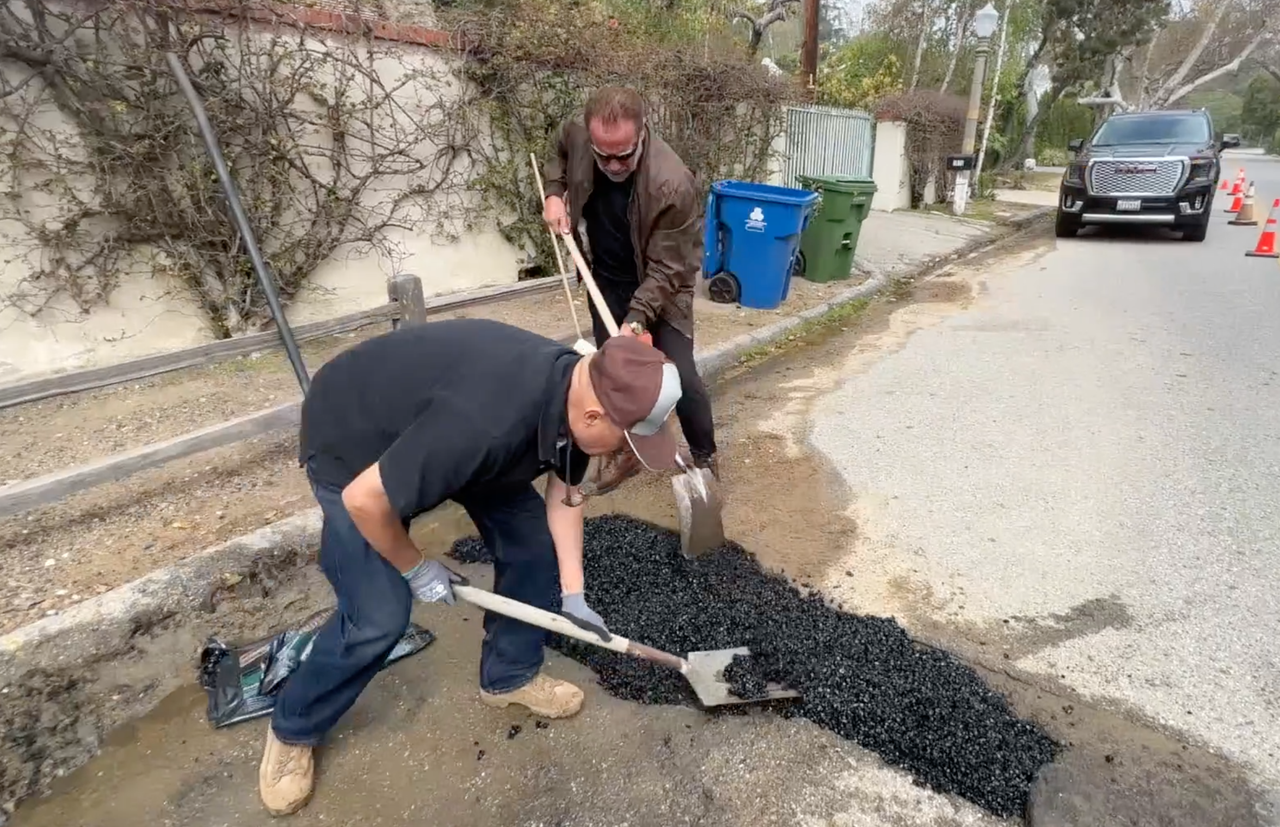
[796,175,878,194]
[711,179,821,206]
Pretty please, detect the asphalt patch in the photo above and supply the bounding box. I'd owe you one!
[448,514,1058,818]
[723,653,771,701]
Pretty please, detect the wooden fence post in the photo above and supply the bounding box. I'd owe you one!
[387,274,427,328]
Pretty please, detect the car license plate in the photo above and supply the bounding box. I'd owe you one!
[1116,199,1141,211]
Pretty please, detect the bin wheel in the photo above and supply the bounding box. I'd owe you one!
[792,251,807,279]
[707,272,740,305]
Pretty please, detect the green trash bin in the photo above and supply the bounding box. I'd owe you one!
[793,175,878,283]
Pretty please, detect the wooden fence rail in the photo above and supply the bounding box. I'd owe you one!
[0,274,573,520]
[0,273,564,410]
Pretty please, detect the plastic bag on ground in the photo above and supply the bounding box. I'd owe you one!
[198,608,435,728]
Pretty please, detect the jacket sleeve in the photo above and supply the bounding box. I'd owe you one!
[542,122,571,200]
[625,176,700,329]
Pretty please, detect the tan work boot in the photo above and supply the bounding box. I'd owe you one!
[259,726,315,816]
[580,449,642,496]
[479,673,585,718]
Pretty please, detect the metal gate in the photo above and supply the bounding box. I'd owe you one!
[782,104,875,186]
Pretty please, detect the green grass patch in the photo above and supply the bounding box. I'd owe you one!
[732,297,873,371]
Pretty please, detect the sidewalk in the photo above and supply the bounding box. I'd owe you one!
[0,209,1000,635]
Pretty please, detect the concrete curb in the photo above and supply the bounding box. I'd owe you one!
[0,208,1049,811]
[0,510,321,679]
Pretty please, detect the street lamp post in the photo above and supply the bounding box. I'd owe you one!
[953,3,1000,215]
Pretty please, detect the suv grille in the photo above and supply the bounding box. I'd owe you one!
[1088,159,1185,196]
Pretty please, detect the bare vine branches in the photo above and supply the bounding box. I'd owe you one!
[0,0,475,336]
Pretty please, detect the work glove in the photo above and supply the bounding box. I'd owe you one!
[561,592,611,642]
[403,559,466,605]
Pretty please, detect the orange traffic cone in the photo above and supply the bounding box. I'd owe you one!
[1225,171,1245,212]
[1220,178,1230,194]
[1230,183,1258,226]
[1246,199,1280,258]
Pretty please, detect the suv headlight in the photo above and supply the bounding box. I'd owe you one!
[1186,159,1215,182]
[1065,163,1086,186]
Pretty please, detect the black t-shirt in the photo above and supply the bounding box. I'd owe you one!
[584,165,639,284]
[298,318,590,520]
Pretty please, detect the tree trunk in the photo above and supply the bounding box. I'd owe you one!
[939,7,969,93]
[1135,36,1157,110]
[909,0,930,90]
[1149,4,1230,108]
[1011,81,1065,169]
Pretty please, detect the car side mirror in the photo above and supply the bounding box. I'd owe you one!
[1220,133,1241,150]
[1067,138,1084,153]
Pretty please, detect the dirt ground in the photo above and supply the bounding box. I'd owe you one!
[12,230,1269,827]
[0,273,868,634]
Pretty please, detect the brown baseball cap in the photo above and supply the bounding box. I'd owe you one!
[587,336,684,471]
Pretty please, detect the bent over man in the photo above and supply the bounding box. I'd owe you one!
[542,86,718,493]
[259,317,683,815]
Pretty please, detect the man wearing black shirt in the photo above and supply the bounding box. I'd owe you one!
[258,318,683,815]
[542,86,718,494]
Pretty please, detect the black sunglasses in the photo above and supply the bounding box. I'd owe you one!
[590,129,644,164]
[590,143,639,164]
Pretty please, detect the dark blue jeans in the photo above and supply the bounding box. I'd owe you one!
[271,475,559,746]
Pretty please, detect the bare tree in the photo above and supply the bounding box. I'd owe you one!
[729,0,802,56]
[1144,0,1277,109]
[939,0,975,93]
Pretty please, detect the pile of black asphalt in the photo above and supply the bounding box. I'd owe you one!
[448,514,1058,818]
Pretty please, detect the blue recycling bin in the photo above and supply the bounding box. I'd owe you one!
[702,180,820,310]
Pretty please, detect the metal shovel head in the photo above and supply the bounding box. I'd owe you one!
[672,466,725,558]
[685,647,802,707]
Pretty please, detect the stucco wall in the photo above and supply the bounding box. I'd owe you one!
[0,11,521,383]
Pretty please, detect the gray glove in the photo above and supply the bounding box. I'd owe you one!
[561,592,611,641]
[403,559,465,605]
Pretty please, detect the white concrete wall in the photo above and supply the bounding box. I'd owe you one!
[0,17,522,382]
[871,120,912,212]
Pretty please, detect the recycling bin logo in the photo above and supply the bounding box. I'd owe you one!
[745,206,767,232]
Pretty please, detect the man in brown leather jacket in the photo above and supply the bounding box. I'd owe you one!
[542,86,718,493]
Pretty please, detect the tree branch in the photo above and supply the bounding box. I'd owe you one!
[1162,28,1272,107]
[1151,4,1230,106]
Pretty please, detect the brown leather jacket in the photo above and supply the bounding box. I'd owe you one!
[542,121,700,338]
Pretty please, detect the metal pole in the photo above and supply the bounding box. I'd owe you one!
[953,36,992,216]
[164,52,311,394]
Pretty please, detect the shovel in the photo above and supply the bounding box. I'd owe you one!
[535,172,726,557]
[529,153,594,356]
[454,584,799,707]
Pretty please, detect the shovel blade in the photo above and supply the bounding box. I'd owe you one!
[685,647,801,707]
[672,467,725,558]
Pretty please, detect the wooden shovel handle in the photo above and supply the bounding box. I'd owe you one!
[625,641,689,673]
[453,585,689,671]
[452,584,626,649]
[558,229,621,338]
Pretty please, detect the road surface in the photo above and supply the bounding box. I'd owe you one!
[811,155,1280,820]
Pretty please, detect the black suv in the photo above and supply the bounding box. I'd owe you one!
[1056,109,1240,242]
